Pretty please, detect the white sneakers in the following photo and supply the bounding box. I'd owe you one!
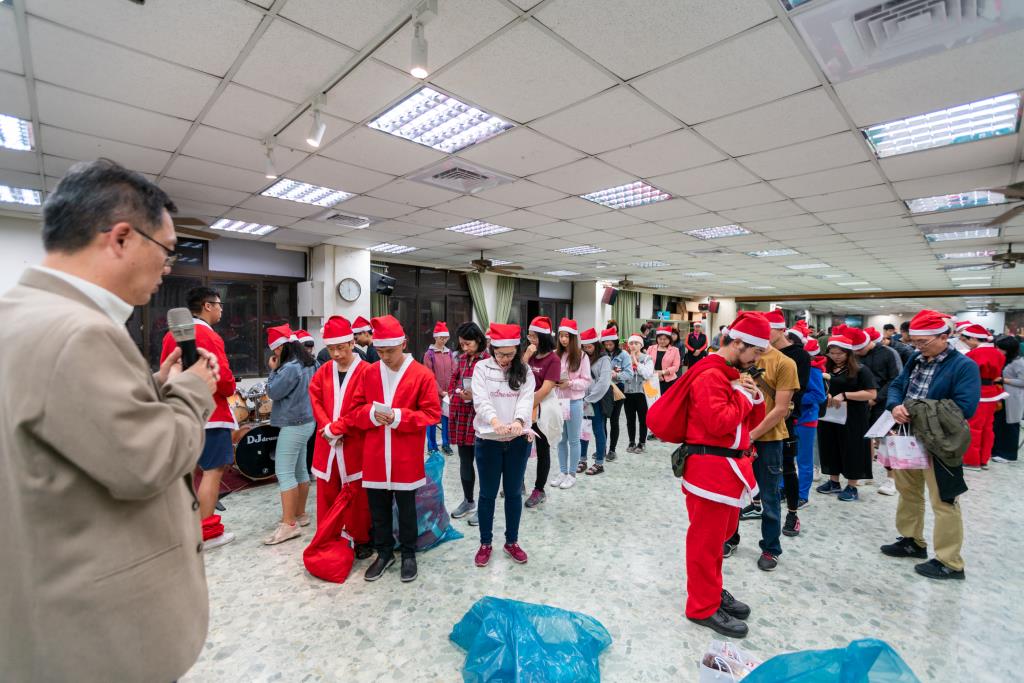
[812,468,823,482]
[877,478,897,496]
[264,522,301,545]
[559,474,576,490]
[550,472,566,487]
[202,531,235,551]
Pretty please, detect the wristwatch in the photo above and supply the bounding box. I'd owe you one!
[514,417,527,427]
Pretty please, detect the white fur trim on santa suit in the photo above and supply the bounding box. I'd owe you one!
[361,354,428,491]
[979,392,1009,403]
[680,458,760,507]
[372,335,406,347]
[725,328,770,349]
[311,355,363,483]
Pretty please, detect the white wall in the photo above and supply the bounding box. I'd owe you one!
[209,237,305,277]
[956,310,1005,335]
[0,214,45,294]
[307,244,371,346]
[572,281,602,331]
[709,298,737,335]
[865,313,911,331]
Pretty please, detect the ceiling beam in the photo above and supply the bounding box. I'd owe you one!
[11,0,47,198]
[737,287,1024,303]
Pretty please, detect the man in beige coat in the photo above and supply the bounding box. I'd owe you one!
[0,159,219,682]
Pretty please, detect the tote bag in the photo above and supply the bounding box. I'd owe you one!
[877,425,929,470]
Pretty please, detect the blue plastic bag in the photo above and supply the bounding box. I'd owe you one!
[393,449,463,551]
[450,596,612,683]
[746,638,920,682]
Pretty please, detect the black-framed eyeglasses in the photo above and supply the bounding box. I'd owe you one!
[206,300,224,309]
[134,227,179,266]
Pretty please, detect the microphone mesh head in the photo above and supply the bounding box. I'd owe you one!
[167,307,196,342]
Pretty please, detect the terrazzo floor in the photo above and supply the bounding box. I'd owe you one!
[183,422,1024,682]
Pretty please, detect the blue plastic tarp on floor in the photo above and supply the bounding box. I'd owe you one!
[746,638,920,682]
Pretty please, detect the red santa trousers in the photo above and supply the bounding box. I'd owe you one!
[316,469,371,545]
[684,491,740,619]
[963,401,998,467]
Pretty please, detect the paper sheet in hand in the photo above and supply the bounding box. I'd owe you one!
[478,426,538,439]
[372,401,394,418]
[820,403,847,425]
[865,410,896,438]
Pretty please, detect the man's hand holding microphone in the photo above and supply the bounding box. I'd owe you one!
[161,307,221,393]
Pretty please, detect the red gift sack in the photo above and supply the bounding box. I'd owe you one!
[303,485,355,583]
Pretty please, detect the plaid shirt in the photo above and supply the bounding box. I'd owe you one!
[906,348,950,400]
[447,351,489,446]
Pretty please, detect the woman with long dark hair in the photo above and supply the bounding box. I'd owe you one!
[602,327,632,461]
[471,323,535,567]
[264,325,317,545]
[447,321,489,525]
[992,335,1023,463]
[523,317,562,509]
[816,333,877,502]
[579,328,611,475]
[648,326,681,394]
[623,333,654,453]
[553,318,590,490]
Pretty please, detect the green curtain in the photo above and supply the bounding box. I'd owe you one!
[370,263,389,317]
[493,276,516,325]
[611,289,639,339]
[466,272,489,329]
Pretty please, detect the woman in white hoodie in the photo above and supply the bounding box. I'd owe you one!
[471,323,536,568]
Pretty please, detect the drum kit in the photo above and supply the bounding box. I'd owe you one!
[229,383,315,481]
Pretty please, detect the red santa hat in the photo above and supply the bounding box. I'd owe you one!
[321,316,354,345]
[601,326,619,342]
[529,316,553,335]
[805,338,820,356]
[828,333,854,350]
[558,317,579,335]
[843,326,870,351]
[961,323,992,340]
[765,309,786,329]
[487,323,521,347]
[954,319,972,333]
[655,325,674,338]
[433,321,450,338]
[295,329,315,346]
[864,326,883,343]
[579,327,599,345]
[627,332,645,345]
[909,309,953,336]
[370,315,405,347]
[724,311,771,349]
[786,320,810,343]
[351,316,372,334]
[267,324,296,350]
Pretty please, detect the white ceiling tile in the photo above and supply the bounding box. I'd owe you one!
[158,177,249,206]
[911,204,1008,225]
[0,167,44,190]
[892,165,1014,201]
[720,200,809,223]
[633,21,819,125]
[40,126,171,175]
[238,194,325,219]
[486,209,553,229]
[528,158,634,195]
[744,213,823,233]
[694,89,849,157]
[826,216,912,234]
[597,130,726,179]
[651,160,759,197]
[690,182,785,211]
[534,0,773,80]
[181,126,307,174]
[323,59,418,123]
[28,0,263,75]
[288,156,393,193]
[737,133,871,181]
[262,228,326,247]
[361,220,435,237]
[0,71,30,119]
[279,0,399,49]
[531,197,610,219]
[530,86,679,155]
[813,201,906,224]
[217,208,297,229]
[0,149,38,175]
[620,197,705,220]
[171,200,232,219]
[292,218,362,238]
[654,213,730,231]
[320,127,445,176]
[570,211,641,229]
[796,185,896,213]
[366,178,461,208]
[35,83,191,151]
[526,222,594,238]
[474,179,566,207]
[403,208,469,228]
[433,21,616,123]
[202,84,297,140]
[28,18,219,120]
[334,195,415,219]
[233,21,355,103]
[770,162,886,199]
[879,136,1020,182]
[0,8,22,74]
[458,126,584,177]
[432,195,512,219]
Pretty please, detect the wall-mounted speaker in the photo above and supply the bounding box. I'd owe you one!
[371,271,397,296]
[601,286,618,305]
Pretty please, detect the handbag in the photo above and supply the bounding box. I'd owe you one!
[876,424,929,470]
[611,384,626,402]
[559,397,571,421]
[581,416,593,441]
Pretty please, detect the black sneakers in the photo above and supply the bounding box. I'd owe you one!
[723,541,737,558]
[364,553,395,581]
[719,589,750,620]
[782,511,800,537]
[687,607,748,638]
[400,556,418,582]
[880,537,927,559]
[757,552,778,572]
[739,503,762,521]
[915,558,965,581]
[355,543,374,560]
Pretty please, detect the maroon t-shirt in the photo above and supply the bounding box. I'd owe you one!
[529,352,561,393]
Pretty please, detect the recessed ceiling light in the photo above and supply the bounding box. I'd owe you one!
[854,287,883,291]
[210,219,278,236]
[261,178,354,207]
[906,190,1006,214]
[0,184,42,206]
[721,279,748,284]
[581,181,672,209]
[0,113,34,151]
[631,260,669,268]
[837,281,870,285]
[748,248,799,257]
[557,245,606,256]
[817,273,847,279]
[950,275,992,281]
[956,283,991,288]
[923,225,1001,242]
[370,242,417,254]
[686,224,752,240]
[936,250,997,260]
[368,87,513,154]
[681,271,713,277]
[546,270,580,277]
[644,283,670,289]
[785,263,830,270]
[781,0,813,8]
[749,285,776,290]
[864,93,1021,158]
[446,221,512,236]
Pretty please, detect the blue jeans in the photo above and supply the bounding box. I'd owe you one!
[557,399,583,474]
[796,424,816,500]
[579,400,606,465]
[754,440,783,557]
[426,415,450,452]
[275,421,315,491]
[475,436,531,545]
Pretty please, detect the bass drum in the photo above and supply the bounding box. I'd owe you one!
[234,424,280,481]
[228,391,250,424]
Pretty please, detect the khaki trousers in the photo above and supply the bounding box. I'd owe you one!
[893,465,964,571]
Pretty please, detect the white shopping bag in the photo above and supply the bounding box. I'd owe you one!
[820,402,847,425]
[441,395,450,418]
[643,377,661,408]
[881,425,929,470]
[559,397,571,421]
[580,417,593,442]
[698,640,761,682]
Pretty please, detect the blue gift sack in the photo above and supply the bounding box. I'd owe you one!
[746,638,920,683]
[393,450,463,551]
[450,597,612,683]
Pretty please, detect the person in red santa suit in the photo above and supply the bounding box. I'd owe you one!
[344,315,441,583]
[308,315,374,559]
[647,311,769,639]
[962,324,1007,470]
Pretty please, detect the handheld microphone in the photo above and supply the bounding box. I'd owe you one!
[167,307,199,368]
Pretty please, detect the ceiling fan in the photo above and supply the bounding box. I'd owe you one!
[173,216,219,240]
[612,275,664,292]
[936,243,1023,271]
[462,251,524,276]
[985,181,1024,226]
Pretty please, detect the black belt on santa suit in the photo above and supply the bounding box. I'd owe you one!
[980,379,995,386]
[682,444,746,458]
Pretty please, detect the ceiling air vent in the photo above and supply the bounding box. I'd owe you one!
[408,159,516,194]
[792,0,1024,82]
[687,248,731,256]
[313,209,372,230]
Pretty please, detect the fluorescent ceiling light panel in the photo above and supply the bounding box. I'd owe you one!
[631,260,669,268]
[943,264,992,271]
[923,225,1000,242]
[817,273,847,279]
[749,285,776,290]
[446,221,512,236]
[950,275,992,281]
[686,224,751,240]
[644,283,670,289]
[370,243,417,254]
[546,270,580,277]
[209,219,278,236]
[906,190,1006,214]
[837,281,870,285]
[0,114,34,151]
[0,184,42,206]
[557,245,606,256]
[864,93,1021,158]
[781,0,814,9]
[937,250,997,260]
[748,248,799,257]
[721,279,748,284]
[956,283,991,288]
[368,87,513,154]
[261,178,354,207]
[785,263,830,270]
[854,287,882,291]
[581,181,671,209]
[681,271,713,277]
[489,259,513,266]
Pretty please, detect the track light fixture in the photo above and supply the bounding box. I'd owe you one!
[410,22,428,79]
[306,97,326,148]
[263,138,278,180]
